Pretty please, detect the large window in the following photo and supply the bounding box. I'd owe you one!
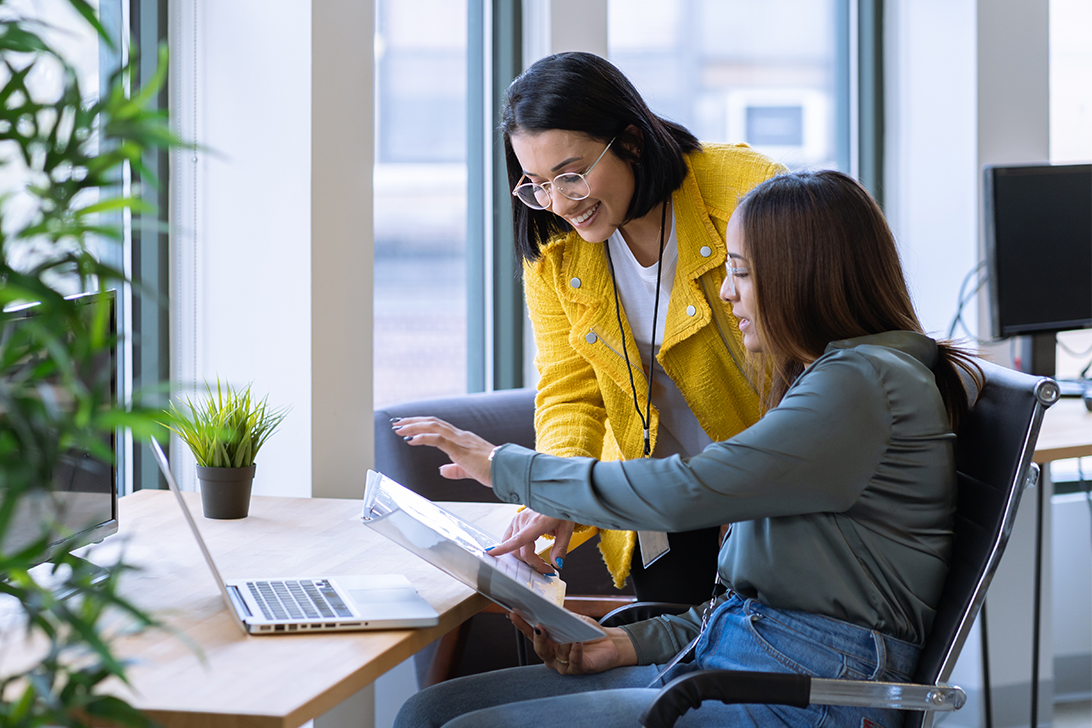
[0,0,114,288]
[0,0,138,488]
[373,0,470,408]
[372,1,857,408]
[608,0,850,173]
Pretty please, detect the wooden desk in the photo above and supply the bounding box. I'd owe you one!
[86,491,516,728]
[1033,397,1092,464]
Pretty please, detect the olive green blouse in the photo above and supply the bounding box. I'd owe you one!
[490,331,957,660]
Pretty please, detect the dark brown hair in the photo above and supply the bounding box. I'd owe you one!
[500,52,700,262]
[737,170,980,430]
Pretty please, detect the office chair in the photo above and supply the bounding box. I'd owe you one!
[374,388,635,686]
[620,360,1058,728]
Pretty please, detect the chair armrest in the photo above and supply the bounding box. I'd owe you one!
[640,670,809,728]
[640,670,967,728]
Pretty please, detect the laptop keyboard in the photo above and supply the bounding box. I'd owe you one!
[246,579,353,621]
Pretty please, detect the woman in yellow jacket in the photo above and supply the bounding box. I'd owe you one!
[497,52,785,603]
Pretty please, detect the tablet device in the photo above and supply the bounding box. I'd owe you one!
[361,470,605,644]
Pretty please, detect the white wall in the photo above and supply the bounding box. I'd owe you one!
[170,0,374,500]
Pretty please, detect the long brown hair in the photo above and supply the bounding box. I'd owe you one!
[737,170,980,430]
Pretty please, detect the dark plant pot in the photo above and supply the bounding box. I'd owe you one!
[195,464,256,519]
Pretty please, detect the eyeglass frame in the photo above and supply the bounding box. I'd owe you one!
[511,137,617,210]
[723,263,750,298]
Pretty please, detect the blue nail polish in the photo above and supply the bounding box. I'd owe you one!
[389,417,402,423]
[544,572,556,578]
[485,546,495,551]
[403,435,413,441]
[556,558,564,570]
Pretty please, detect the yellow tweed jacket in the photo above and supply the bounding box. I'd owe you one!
[523,143,786,588]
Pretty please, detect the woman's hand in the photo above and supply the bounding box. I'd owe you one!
[392,416,495,487]
[509,613,638,676]
[489,510,575,574]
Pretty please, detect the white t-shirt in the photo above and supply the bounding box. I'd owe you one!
[605,215,714,459]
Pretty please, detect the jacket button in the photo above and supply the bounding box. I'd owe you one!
[686,305,696,317]
[570,277,581,289]
[585,332,598,344]
[700,246,712,257]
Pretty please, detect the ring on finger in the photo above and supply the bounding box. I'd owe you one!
[556,657,569,665]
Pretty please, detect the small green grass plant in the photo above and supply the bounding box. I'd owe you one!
[165,379,288,468]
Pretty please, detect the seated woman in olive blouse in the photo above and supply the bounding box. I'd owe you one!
[390,169,980,728]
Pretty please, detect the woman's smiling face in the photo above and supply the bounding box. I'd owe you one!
[510,129,635,243]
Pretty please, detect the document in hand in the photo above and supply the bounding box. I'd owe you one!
[361,470,606,645]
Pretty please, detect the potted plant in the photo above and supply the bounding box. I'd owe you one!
[164,379,288,519]
[0,2,181,726]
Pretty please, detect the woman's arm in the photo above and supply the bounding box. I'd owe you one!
[491,350,894,532]
[522,254,610,459]
[396,349,894,534]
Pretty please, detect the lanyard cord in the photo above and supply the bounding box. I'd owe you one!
[604,201,668,458]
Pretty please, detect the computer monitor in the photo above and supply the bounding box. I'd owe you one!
[0,290,118,566]
[983,163,1092,339]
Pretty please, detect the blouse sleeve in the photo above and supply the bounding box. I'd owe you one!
[490,348,892,533]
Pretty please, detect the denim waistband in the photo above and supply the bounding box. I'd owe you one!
[698,592,921,681]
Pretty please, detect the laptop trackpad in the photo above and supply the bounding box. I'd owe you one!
[349,587,417,604]
[339,575,438,620]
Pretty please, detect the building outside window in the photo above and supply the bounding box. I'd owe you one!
[608,0,849,173]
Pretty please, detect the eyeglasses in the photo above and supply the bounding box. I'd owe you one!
[512,138,616,210]
[723,264,749,298]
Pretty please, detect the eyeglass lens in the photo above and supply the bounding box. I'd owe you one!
[516,174,591,209]
[725,267,747,297]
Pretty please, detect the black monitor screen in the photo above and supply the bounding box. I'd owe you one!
[984,163,1092,338]
[0,291,118,564]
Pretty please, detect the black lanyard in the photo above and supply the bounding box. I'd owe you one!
[604,200,668,458]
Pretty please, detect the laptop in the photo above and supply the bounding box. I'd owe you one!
[150,440,439,635]
[361,470,605,645]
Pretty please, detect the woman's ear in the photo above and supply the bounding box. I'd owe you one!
[621,124,644,158]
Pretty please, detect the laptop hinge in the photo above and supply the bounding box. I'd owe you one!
[226,584,253,617]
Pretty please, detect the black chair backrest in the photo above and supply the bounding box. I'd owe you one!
[909,361,1057,726]
[373,388,537,503]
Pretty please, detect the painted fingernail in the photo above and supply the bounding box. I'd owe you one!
[389,417,402,423]
[555,558,564,570]
[391,424,402,430]
[485,546,495,551]
[403,435,413,442]
[544,572,556,578]
[534,627,542,636]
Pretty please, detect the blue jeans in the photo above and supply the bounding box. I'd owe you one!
[394,594,920,728]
